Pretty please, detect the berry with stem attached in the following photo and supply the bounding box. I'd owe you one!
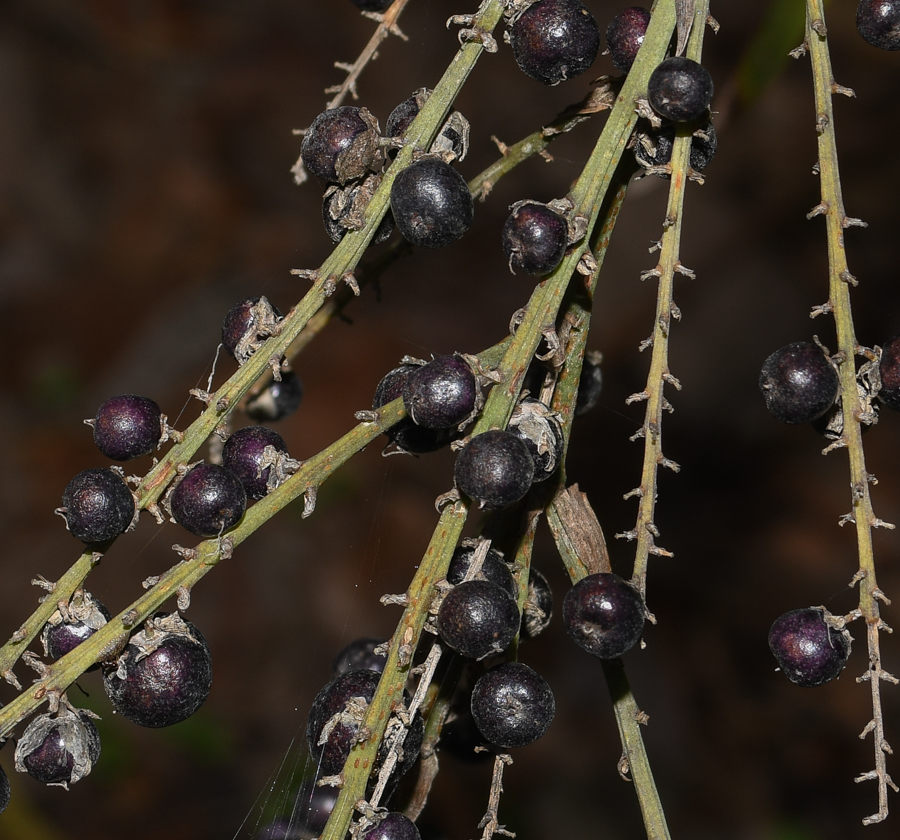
[373,365,449,454]
[402,354,478,430]
[634,121,718,174]
[169,462,247,537]
[470,662,555,749]
[57,467,136,543]
[501,201,568,276]
[768,607,851,687]
[521,567,553,641]
[332,638,387,676]
[759,342,839,424]
[647,57,714,123]
[222,296,283,363]
[361,813,422,840]
[606,7,652,73]
[90,394,163,461]
[436,579,520,660]
[454,430,535,510]
[300,106,380,185]
[42,590,111,665]
[14,706,101,787]
[222,425,289,501]
[857,0,900,50]
[562,573,645,659]
[447,543,516,599]
[507,398,564,483]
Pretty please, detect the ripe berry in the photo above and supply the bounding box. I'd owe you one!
[647,57,714,123]
[759,342,839,424]
[634,121,718,173]
[246,370,304,422]
[222,296,283,363]
[332,637,387,676]
[169,462,247,537]
[574,353,603,416]
[390,157,474,248]
[42,590,111,664]
[508,398,564,483]
[521,567,553,641]
[502,202,568,276]
[879,335,900,409]
[562,573,645,659]
[606,7,651,73]
[447,543,516,599]
[292,779,340,834]
[362,813,422,840]
[57,467,135,543]
[373,365,449,454]
[436,580,520,660]
[300,106,380,184]
[90,394,162,461]
[402,354,478,430]
[386,89,469,161]
[509,0,600,86]
[768,607,851,687]
[222,426,289,501]
[14,707,101,786]
[454,430,535,510]
[102,613,213,728]
[856,0,900,50]
[470,662,555,749]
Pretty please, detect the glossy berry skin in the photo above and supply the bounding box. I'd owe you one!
[769,608,851,687]
[436,580,520,660]
[246,370,304,422]
[454,430,535,510]
[332,637,387,676]
[606,7,652,73]
[15,709,101,786]
[759,342,839,424]
[292,780,340,835]
[103,615,212,728]
[509,0,600,86]
[373,365,448,454]
[470,662,555,749]
[521,567,553,641]
[301,106,379,184]
[635,122,718,173]
[447,544,516,599]
[222,296,282,361]
[403,355,477,430]
[857,0,900,50]
[59,468,135,543]
[92,394,162,461]
[362,813,422,840]
[222,426,288,501]
[43,594,111,663]
[878,335,900,409]
[647,57,714,123]
[502,203,568,275]
[563,573,645,659]
[169,463,247,537]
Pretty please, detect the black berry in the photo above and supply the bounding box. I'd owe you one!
[879,335,900,409]
[222,296,283,363]
[351,0,394,11]
[14,707,101,787]
[470,662,555,749]
[606,7,651,73]
[454,430,535,510]
[634,121,718,173]
[857,0,900,50]
[292,779,340,835]
[102,613,213,728]
[647,57,714,123]
[447,544,516,599]
[91,394,162,461]
[386,90,469,160]
[562,573,645,659]
[57,467,135,543]
[42,590,111,664]
[768,607,851,687]
[362,813,422,840]
[390,157,474,248]
[759,342,839,424]
[436,580,520,660]
[508,398,564,483]
[373,365,449,454]
[222,426,289,501]
[332,638,387,676]
[502,202,568,276]
[574,353,603,416]
[521,567,553,641]
[246,370,304,422]
[0,765,8,814]
[301,106,380,184]
[169,462,247,537]
[509,0,600,85]
[402,354,478,430]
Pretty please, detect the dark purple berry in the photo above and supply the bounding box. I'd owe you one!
[647,57,714,123]
[402,355,478,430]
[759,342,839,424]
[502,202,568,276]
[14,707,101,786]
[300,106,380,184]
[255,819,292,840]
[879,335,900,409]
[390,158,474,248]
[509,0,600,85]
[246,370,304,423]
[332,638,387,676]
[562,573,645,659]
[351,0,393,11]
[0,765,8,814]
[57,467,135,543]
[385,90,469,160]
[508,398,564,483]
[634,121,718,173]
[322,178,394,245]
[222,426,289,501]
[447,544,516,599]
[102,613,213,728]
[436,580,520,660]
[857,0,900,50]
[373,365,449,454]
[222,296,283,363]
[574,352,603,416]
[470,662,555,749]
[169,462,247,537]
[42,590,111,664]
[521,567,553,641]
[454,430,535,510]
[292,779,340,834]
[91,394,162,461]
[768,607,851,687]
[606,7,651,73]
[362,813,422,840]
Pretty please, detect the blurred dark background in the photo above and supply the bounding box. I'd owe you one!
[1,1,900,838]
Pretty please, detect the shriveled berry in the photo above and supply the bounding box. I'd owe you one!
[351,0,393,11]
[222,296,282,363]
[390,157,474,248]
[470,662,555,749]
[521,567,553,641]
[647,57,714,123]
[759,342,839,424]
[634,121,718,173]
[454,430,535,510]
[91,394,162,461]
[403,355,478,430]
[222,426,289,501]
[447,544,516,599]
[373,365,449,454]
[563,573,645,659]
[508,398,564,483]
[436,580,520,660]
[575,353,603,416]
[386,90,469,160]
[509,0,600,85]
[102,613,212,728]
[857,0,900,50]
[301,106,380,184]
[57,468,135,543]
[14,707,101,786]
[769,607,851,687]
[879,335,900,409]
[42,590,111,664]
[606,7,651,73]
[322,178,394,245]
[362,813,422,840]
[169,462,247,537]
[332,637,387,676]
[246,370,304,422]
[502,202,568,275]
